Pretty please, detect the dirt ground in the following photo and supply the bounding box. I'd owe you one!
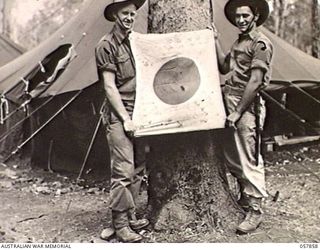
[0,143,319,243]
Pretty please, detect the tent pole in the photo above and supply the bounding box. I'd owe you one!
[2,90,83,163]
[77,109,103,180]
[261,90,319,134]
[47,139,54,173]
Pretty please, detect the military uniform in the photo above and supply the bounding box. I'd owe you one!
[96,23,145,230]
[223,30,273,199]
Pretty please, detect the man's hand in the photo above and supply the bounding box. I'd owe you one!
[123,118,136,136]
[207,22,220,39]
[226,111,242,129]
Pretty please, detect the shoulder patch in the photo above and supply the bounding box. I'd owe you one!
[252,32,273,52]
[257,41,267,51]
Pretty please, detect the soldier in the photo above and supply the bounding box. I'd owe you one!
[95,0,148,242]
[213,0,273,233]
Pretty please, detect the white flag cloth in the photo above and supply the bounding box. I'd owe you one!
[130,29,226,137]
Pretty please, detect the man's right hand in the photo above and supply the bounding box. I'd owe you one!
[123,118,136,136]
[208,22,220,40]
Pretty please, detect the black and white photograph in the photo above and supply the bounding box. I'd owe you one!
[0,0,319,246]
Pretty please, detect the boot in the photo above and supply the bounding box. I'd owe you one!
[236,197,263,233]
[116,226,143,243]
[128,212,149,230]
[100,227,115,240]
[129,218,149,230]
[237,193,250,212]
[112,210,129,229]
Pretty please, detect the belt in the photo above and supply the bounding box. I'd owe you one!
[222,85,244,96]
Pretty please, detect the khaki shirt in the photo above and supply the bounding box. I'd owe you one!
[95,24,136,116]
[225,30,273,90]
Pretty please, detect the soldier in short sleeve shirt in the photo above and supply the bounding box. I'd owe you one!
[96,24,136,116]
[213,0,274,234]
[95,0,149,243]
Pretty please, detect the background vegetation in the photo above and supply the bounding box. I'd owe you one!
[0,0,319,58]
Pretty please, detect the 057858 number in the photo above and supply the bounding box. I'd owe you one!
[300,244,319,249]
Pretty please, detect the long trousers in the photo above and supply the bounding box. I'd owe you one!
[106,112,145,228]
[223,93,267,198]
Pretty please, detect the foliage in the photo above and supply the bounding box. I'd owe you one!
[1,0,319,57]
[2,0,86,50]
[265,0,320,58]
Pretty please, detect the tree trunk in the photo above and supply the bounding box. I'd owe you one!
[311,0,320,58]
[145,0,243,234]
[273,0,286,38]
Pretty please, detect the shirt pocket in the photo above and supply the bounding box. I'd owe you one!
[115,53,135,82]
[233,49,251,68]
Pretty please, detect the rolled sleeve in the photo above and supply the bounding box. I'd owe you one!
[96,41,117,73]
[251,41,273,73]
[251,40,273,86]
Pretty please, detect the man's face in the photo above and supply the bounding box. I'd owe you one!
[115,3,137,32]
[235,6,258,33]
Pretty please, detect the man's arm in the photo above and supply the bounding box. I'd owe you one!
[226,68,264,126]
[215,38,230,75]
[102,70,135,133]
[210,22,230,74]
[236,68,264,114]
[227,36,273,127]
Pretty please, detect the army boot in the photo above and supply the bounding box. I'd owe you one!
[237,196,263,233]
[112,211,143,242]
[237,193,250,212]
[129,212,149,231]
[115,226,142,243]
[100,227,115,240]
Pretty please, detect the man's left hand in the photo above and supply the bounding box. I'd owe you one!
[226,111,242,129]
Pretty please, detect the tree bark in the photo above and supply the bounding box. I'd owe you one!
[145,0,243,234]
[311,0,320,58]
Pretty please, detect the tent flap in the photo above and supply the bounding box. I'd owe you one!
[0,0,149,98]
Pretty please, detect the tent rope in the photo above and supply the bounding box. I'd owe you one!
[0,99,31,125]
[39,61,46,73]
[261,90,320,134]
[288,82,320,105]
[0,96,55,143]
[2,89,83,163]
[21,77,30,93]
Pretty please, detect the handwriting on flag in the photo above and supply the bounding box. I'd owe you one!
[130,29,226,137]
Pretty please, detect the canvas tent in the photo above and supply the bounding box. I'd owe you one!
[214,0,320,139]
[0,34,25,161]
[0,34,25,67]
[214,1,320,84]
[0,0,319,178]
[0,0,147,98]
[0,0,148,179]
